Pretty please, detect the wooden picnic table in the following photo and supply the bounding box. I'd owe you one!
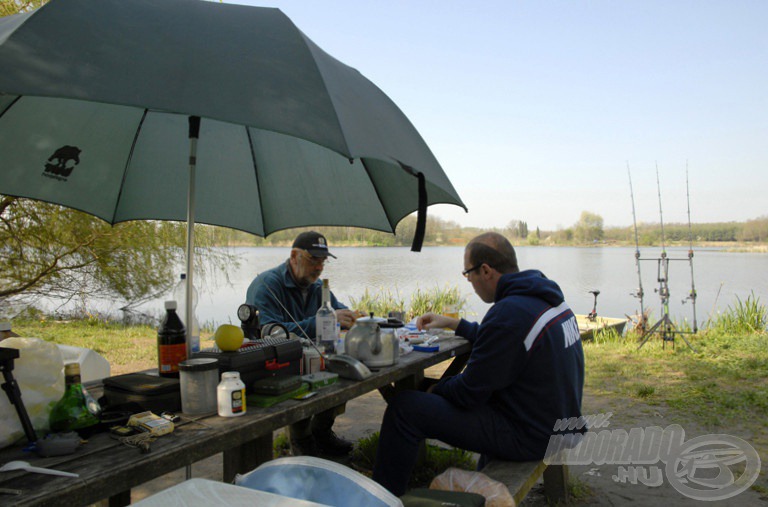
[0,337,470,506]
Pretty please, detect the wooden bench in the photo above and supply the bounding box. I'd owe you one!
[480,459,569,505]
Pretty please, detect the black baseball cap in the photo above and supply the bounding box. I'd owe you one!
[292,231,337,258]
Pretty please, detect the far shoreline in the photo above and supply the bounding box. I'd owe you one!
[219,240,768,253]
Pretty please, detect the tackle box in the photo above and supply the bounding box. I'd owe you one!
[193,335,302,393]
[251,375,302,396]
[101,373,181,413]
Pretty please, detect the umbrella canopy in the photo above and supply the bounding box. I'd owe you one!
[0,0,465,237]
[0,0,466,352]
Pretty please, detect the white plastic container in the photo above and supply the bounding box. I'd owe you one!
[56,344,111,382]
[302,346,322,374]
[217,371,246,417]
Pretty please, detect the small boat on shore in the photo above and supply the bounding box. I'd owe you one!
[575,314,627,340]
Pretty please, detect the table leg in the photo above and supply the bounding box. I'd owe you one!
[441,352,470,378]
[223,434,273,483]
[108,490,131,507]
[378,370,424,402]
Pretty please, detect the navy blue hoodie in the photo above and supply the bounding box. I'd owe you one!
[432,269,584,456]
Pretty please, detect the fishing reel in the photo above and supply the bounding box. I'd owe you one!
[260,322,290,340]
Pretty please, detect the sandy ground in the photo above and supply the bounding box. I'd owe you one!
[128,364,768,506]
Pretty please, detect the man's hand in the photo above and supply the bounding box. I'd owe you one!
[336,309,360,330]
[416,312,459,331]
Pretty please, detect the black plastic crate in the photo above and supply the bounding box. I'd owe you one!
[193,336,302,393]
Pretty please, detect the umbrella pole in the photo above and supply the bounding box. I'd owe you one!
[185,116,201,358]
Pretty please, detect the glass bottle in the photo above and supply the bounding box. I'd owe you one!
[172,273,200,353]
[315,278,338,354]
[49,363,100,436]
[158,300,187,378]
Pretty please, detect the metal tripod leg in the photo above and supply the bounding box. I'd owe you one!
[677,331,697,353]
[637,316,666,350]
[638,314,696,352]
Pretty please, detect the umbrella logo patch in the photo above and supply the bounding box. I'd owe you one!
[43,145,81,181]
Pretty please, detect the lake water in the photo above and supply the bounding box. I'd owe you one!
[135,246,766,330]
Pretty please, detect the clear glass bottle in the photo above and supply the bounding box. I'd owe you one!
[49,363,100,436]
[173,273,200,353]
[315,278,338,354]
[158,300,187,378]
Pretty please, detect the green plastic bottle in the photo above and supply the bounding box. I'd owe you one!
[49,363,100,436]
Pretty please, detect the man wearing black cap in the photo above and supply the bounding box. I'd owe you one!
[246,231,359,456]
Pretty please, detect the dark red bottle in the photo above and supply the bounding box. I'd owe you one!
[157,301,186,378]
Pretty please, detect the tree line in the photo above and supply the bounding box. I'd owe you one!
[218,211,768,248]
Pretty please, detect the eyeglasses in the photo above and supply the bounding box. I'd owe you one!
[462,264,483,279]
[302,251,328,266]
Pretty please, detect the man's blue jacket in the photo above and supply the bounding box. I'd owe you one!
[433,269,585,457]
[246,261,347,339]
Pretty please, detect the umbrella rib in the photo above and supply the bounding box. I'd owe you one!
[360,158,395,231]
[112,108,149,225]
[295,33,352,157]
[245,126,265,237]
[0,95,22,119]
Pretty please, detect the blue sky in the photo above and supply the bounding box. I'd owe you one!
[231,1,767,230]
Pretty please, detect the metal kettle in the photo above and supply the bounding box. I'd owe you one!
[344,313,403,368]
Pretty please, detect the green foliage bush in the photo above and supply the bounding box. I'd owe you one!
[349,285,467,321]
[706,293,767,334]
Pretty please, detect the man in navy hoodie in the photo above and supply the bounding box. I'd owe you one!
[372,232,584,496]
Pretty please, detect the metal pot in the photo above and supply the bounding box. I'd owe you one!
[344,314,403,368]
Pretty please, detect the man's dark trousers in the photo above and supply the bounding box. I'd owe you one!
[372,390,539,496]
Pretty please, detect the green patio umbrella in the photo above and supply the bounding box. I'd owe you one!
[0,0,466,350]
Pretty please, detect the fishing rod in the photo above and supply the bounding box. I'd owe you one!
[627,163,646,332]
[262,282,326,358]
[656,164,667,258]
[637,164,697,352]
[683,162,698,333]
[654,164,671,329]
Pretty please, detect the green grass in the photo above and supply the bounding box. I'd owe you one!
[568,476,594,503]
[582,294,768,425]
[348,284,468,321]
[408,285,467,320]
[348,287,407,319]
[706,292,767,334]
[351,432,476,489]
[273,431,291,458]
[8,313,217,375]
[582,309,768,496]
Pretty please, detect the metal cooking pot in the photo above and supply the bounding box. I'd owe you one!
[344,314,403,368]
